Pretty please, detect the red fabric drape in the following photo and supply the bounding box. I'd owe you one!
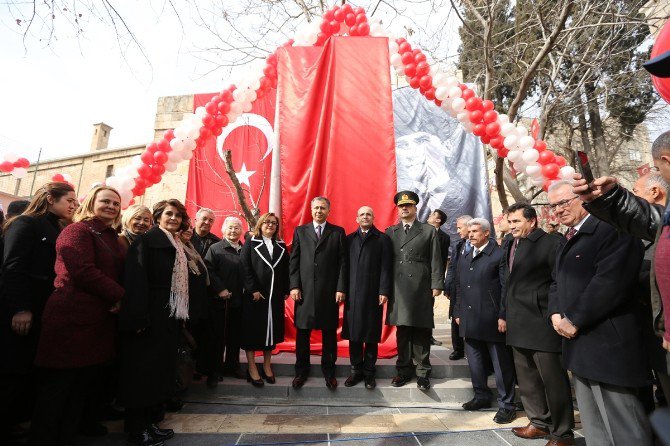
[274,37,398,358]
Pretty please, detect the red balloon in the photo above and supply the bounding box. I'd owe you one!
[263,64,277,79]
[481,135,491,144]
[469,110,483,123]
[354,6,365,15]
[15,157,30,168]
[52,173,65,182]
[408,76,421,89]
[157,138,171,153]
[416,61,430,76]
[401,52,414,65]
[398,42,412,54]
[218,101,231,114]
[221,90,233,102]
[358,22,370,36]
[542,180,553,192]
[483,110,498,124]
[498,147,509,157]
[163,129,175,141]
[153,151,168,165]
[147,142,159,153]
[149,173,162,185]
[323,10,334,21]
[134,177,148,189]
[461,88,475,100]
[414,52,427,63]
[538,150,556,165]
[485,122,501,136]
[434,99,442,107]
[266,53,277,66]
[333,9,345,22]
[404,63,417,78]
[481,100,495,112]
[355,13,367,25]
[203,114,216,129]
[342,3,353,14]
[555,156,567,167]
[345,13,356,26]
[424,88,436,101]
[465,97,483,111]
[214,114,226,128]
[205,102,218,115]
[316,32,329,44]
[138,164,152,179]
[396,37,407,45]
[534,140,547,152]
[490,136,504,149]
[419,75,433,90]
[151,164,166,176]
[473,123,486,137]
[541,163,560,179]
[212,127,223,137]
[131,186,145,197]
[329,21,340,34]
[140,151,154,165]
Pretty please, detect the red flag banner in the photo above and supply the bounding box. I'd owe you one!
[185,90,276,236]
[275,36,398,358]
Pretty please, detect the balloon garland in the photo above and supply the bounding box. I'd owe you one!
[105,3,574,209]
[0,153,31,179]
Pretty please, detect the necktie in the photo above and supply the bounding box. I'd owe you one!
[509,239,519,272]
[404,224,410,234]
[473,248,480,257]
[464,239,473,255]
[316,225,322,240]
[565,227,577,240]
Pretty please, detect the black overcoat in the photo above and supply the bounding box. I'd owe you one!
[0,213,62,374]
[549,216,649,387]
[500,228,563,352]
[436,228,451,269]
[192,231,221,258]
[289,222,347,330]
[205,239,244,309]
[453,242,505,343]
[117,226,180,409]
[240,237,289,350]
[343,227,392,343]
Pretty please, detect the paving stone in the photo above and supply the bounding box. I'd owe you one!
[415,430,507,445]
[330,433,421,445]
[236,433,328,445]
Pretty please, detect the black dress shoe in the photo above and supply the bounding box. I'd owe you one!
[292,375,307,389]
[325,376,338,389]
[462,398,491,411]
[417,377,431,391]
[206,375,218,388]
[449,351,464,360]
[78,421,109,436]
[364,376,376,389]
[493,407,517,424]
[430,336,443,346]
[344,374,364,387]
[247,371,265,387]
[149,424,174,440]
[127,430,165,446]
[391,375,412,387]
[260,369,276,384]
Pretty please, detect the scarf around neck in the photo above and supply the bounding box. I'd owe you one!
[159,227,190,320]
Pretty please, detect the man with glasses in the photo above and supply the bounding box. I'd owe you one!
[548,181,651,446]
[192,208,220,257]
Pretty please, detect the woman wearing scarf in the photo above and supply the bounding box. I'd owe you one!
[117,199,191,446]
[118,205,152,253]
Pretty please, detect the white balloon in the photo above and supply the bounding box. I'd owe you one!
[242,101,253,112]
[187,126,200,140]
[447,86,462,99]
[63,173,74,183]
[183,138,197,152]
[530,177,545,187]
[435,86,449,101]
[388,41,399,54]
[395,66,405,76]
[500,123,517,137]
[432,72,448,87]
[168,150,182,163]
[462,121,473,132]
[504,135,519,149]
[370,24,384,36]
[227,113,238,124]
[515,125,528,137]
[170,139,185,152]
[3,152,18,163]
[390,53,403,67]
[195,107,208,118]
[182,150,194,160]
[251,79,261,91]
[445,76,460,89]
[525,163,542,177]
[174,126,187,140]
[559,166,576,179]
[521,148,540,163]
[121,177,135,191]
[497,114,509,125]
[440,98,453,112]
[518,136,536,150]
[232,89,246,102]
[507,149,523,163]
[451,97,466,113]
[245,89,257,102]
[165,161,179,172]
[230,102,244,115]
[457,112,470,123]
[513,160,527,171]
[131,155,143,169]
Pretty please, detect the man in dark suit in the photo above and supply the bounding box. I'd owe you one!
[289,196,347,389]
[444,215,472,360]
[548,181,652,445]
[454,217,516,424]
[386,191,444,391]
[191,208,220,257]
[427,209,450,346]
[343,206,392,390]
[501,203,574,446]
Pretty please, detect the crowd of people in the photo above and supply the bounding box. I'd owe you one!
[1,131,670,446]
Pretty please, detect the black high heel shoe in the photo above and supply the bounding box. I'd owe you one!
[247,371,265,387]
[260,368,276,384]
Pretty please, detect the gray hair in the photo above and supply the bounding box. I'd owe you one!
[196,207,215,219]
[222,216,243,230]
[652,130,670,160]
[311,196,331,209]
[466,217,491,232]
[456,214,473,224]
[547,180,574,194]
[646,172,669,192]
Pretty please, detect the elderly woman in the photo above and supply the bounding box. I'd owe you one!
[118,199,191,446]
[240,213,289,386]
[119,204,152,253]
[204,217,245,387]
[30,186,125,445]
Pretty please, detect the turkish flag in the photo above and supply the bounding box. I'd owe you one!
[274,37,398,358]
[185,90,276,236]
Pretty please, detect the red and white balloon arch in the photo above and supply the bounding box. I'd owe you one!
[104,3,574,209]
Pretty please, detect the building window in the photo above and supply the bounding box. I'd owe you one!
[94,128,98,135]
[105,165,114,178]
[629,149,641,162]
[103,130,107,137]
[14,179,21,196]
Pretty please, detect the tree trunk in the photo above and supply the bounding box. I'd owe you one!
[223,150,259,229]
[495,158,509,210]
[584,82,610,176]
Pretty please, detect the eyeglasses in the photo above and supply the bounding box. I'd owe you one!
[548,196,577,211]
[650,166,661,173]
[263,221,278,226]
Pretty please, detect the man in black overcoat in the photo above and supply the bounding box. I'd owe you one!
[501,203,574,445]
[444,215,472,360]
[191,208,220,257]
[343,206,392,390]
[547,181,652,445]
[289,197,347,389]
[454,217,516,425]
[426,209,450,347]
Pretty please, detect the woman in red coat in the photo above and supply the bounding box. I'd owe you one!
[30,186,125,446]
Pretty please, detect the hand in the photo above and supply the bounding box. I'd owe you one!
[455,317,460,325]
[11,311,32,336]
[108,302,121,314]
[219,289,232,300]
[550,313,562,331]
[379,295,388,305]
[663,338,670,352]
[498,318,507,333]
[252,291,264,302]
[556,318,578,339]
[336,292,346,303]
[573,173,618,203]
[432,289,441,297]
[290,288,302,302]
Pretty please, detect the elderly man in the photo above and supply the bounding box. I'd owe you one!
[454,218,516,424]
[633,172,669,206]
[289,197,347,389]
[444,215,473,360]
[426,209,450,346]
[192,208,220,257]
[386,191,443,391]
[548,180,651,446]
[501,203,574,445]
[342,206,392,390]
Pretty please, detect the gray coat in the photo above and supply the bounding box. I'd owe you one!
[385,220,444,328]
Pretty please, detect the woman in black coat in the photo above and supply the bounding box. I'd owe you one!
[0,182,77,439]
[118,199,191,446]
[240,213,289,386]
